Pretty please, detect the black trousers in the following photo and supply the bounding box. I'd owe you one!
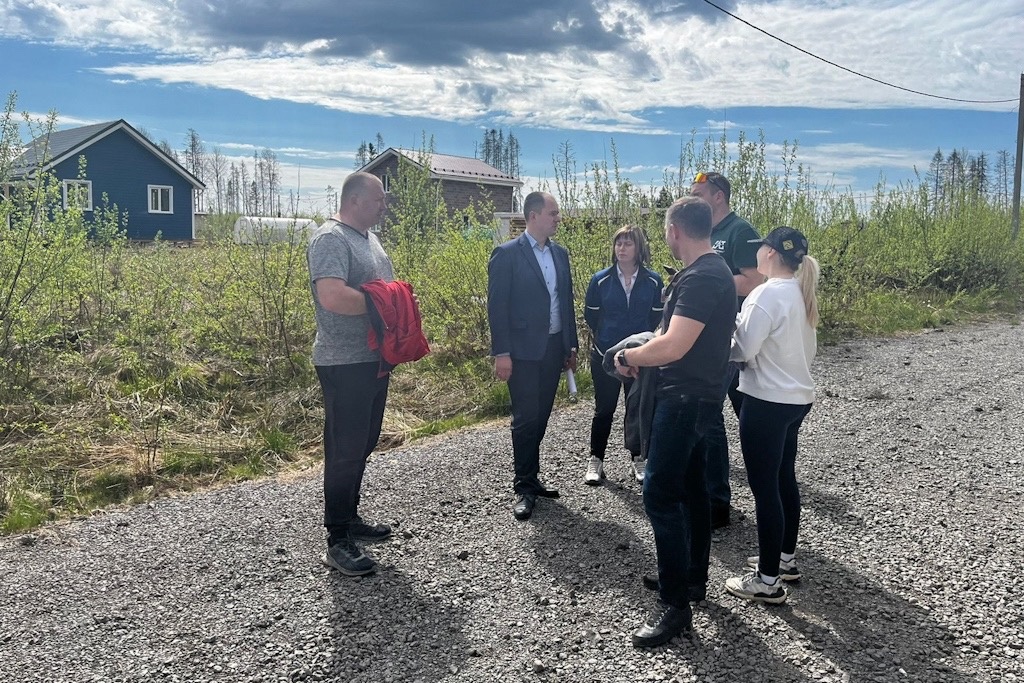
[508,334,564,495]
[588,348,635,459]
[316,362,390,546]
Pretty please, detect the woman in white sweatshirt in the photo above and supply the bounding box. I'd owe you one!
[724,226,820,605]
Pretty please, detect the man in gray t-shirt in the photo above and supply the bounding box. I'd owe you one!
[306,171,394,577]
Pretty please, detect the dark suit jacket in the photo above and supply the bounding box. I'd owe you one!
[487,232,579,361]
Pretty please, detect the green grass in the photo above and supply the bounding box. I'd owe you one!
[160,450,220,476]
[1,488,49,534]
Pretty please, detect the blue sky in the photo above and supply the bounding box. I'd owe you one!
[2,0,1021,216]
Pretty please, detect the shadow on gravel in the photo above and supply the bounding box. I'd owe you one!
[779,548,971,683]
[602,478,648,519]
[324,568,469,682]
[527,500,653,596]
[798,481,866,530]
[667,601,818,682]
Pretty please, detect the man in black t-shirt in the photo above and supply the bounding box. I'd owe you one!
[613,196,736,648]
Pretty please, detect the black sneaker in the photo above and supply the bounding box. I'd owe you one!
[322,536,377,576]
[350,515,392,542]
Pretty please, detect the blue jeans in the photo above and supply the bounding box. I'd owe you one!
[643,393,719,609]
[738,395,812,578]
[704,362,740,509]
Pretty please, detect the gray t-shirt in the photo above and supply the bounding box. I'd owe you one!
[307,219,394,366]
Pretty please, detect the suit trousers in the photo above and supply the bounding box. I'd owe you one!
[508,333,565,495]
[316,362,390,546]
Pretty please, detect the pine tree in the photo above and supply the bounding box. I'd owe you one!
[478,127,521,177]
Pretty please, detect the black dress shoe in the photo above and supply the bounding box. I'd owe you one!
[711,505,731,530]
[513,495,536,520]
[632,601,693,648]
[533,481,560,498]
[641,574,707,602]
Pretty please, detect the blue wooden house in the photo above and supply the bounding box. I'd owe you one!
[7,119,205,241]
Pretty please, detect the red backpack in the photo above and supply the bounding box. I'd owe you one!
[360,279,430,374]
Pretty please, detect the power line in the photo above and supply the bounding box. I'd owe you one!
[701,0,1018,105]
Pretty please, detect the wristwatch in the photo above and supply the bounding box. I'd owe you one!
[617,349,629,367]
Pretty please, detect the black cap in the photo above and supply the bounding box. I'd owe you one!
[749,226,808,265]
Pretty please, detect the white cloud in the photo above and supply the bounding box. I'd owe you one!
[4,0,1018,200]
[8,0,1006,137]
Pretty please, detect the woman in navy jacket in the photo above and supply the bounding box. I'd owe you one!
[583,225,664,484]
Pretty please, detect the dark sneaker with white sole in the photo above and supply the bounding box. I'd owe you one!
[350,515,392,542]
[323,536,377,576]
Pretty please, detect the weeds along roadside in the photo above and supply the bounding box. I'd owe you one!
[1,115,1021,533]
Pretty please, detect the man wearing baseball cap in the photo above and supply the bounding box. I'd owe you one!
[689,171,761,530]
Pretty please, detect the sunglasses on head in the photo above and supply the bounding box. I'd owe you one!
[694,172,727,194]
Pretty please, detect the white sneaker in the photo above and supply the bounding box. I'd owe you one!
[725,571,788,604]
[746,555,801,581]
[631,456,646,483]
[584,457,605,485]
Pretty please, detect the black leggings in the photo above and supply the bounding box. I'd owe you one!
[737,394,812,578]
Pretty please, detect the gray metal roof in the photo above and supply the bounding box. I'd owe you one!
[9,119,204,189]
[11,121,119,176]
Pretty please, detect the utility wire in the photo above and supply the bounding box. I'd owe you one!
[701,0,1018,104]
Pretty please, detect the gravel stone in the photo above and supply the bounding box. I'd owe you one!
[2,322,1023,681]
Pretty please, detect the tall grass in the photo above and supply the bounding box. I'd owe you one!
[1,96,1020,533]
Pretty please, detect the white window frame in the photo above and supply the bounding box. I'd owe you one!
[148,185,174,214]
[62,180,93,212]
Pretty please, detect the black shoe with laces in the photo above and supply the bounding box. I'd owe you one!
[711,505,731,530]
[632,600,693,648]
[322,535,377,576]
[350,515,392,542]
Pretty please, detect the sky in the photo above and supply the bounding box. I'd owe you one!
[1,0,1021,217]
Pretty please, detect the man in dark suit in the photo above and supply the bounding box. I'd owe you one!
[488,191,579,521]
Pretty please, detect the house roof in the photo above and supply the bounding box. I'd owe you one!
[359,148,522,187]
[10,119,205,189]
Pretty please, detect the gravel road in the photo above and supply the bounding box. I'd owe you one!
[2,321,1022,683]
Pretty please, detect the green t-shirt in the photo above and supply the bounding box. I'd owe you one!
[710,211,760,308]
[710,211,760,274]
